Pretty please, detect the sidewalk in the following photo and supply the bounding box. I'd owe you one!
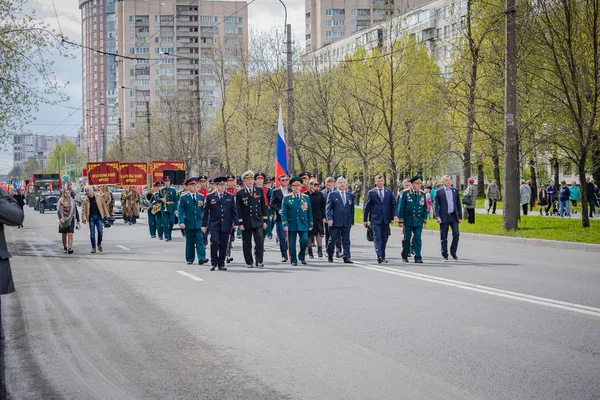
[475,207,588,219]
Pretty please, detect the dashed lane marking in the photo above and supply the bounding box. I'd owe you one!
[117,245,131,251]
[176,271,204,282]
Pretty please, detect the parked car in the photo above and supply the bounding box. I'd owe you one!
[112,192,123,219]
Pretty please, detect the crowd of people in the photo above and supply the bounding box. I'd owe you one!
[6,173,599,266]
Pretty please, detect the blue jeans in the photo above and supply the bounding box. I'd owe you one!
[275,219,288,258]
[89,214,104,249]
[559,199,571,217]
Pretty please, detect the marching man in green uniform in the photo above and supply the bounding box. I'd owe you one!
[397,175,428,263]
[177,177,209,265]
[282,177,313,266]
[158,176,178,242]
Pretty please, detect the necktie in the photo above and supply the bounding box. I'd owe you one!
[192,194,196,203]
[379,189,383,202]
[219,193,222,200]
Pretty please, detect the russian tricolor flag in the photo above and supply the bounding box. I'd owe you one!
[274,106,288,185]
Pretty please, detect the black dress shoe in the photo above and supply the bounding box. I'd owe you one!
[343,258,353,264]
[415,259,423,263]
[335,251,342,258]
[218,265,227,271]
[257,263,264,268]
[210,266,216,271]
[383,259,388,263]
[247,264,254,268]
[198,259,209,265]
[328,256,333,263]
[282,258,288,263]
[187,262,193,265]
[402,257,409,263]
[226,257,233,263]
[451,254,459,260]
[377,256,383,264]
[301,260,307,265]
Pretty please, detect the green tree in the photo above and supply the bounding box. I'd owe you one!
[0,0,71,143]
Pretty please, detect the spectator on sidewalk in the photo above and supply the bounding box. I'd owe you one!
[527,180,535,211]
[463,178,476,224]
[538,185,547,214]
[558,181,571,218]
[486,179,501,214]
[546,182,558,216]
[0,188,24,295]
[586,177,597,218]
[569,181,580,214]
[520,180,532,216]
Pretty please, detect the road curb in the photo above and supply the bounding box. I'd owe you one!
[418,228,600,252]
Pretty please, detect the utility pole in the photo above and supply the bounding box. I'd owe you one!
[146,100,152,188]
[285,23,295,176]
[95,137,99,162]
[503,0,519,230]
[101,127,106,161]
[195,74,202,174]
[118,117,124,162]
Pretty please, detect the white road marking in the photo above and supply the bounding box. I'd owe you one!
[353,261,600,318]
[176,271,204,282]
[117,245,131,251]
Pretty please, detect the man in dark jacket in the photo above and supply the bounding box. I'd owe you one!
[363,174,398,263]
[434,175,462,261]
[269,174,290,262]
[0,188,24,294]
[12,188,25,228]
[326,176,355,263]
[237,170,268,267]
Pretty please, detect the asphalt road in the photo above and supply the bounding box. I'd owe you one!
[3,207,600,399]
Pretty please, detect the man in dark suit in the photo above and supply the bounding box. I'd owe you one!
[236,170,268,268]
[202,177,238,271]
[433,175,462,261]
[322,177,342,257]
[269,174,290,262]
[363,174,398,263]
[177,178,209,265]
[326,176,355,263]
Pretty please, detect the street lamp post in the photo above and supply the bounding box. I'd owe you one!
[121,86,151,187]
[277,0,295,175]
[100,102,124,161]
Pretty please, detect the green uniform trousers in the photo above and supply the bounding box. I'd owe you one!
[288,230,308,264]
[185,228,206,263]
[402,225,423,261]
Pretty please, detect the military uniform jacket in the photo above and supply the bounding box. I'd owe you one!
[177,192,204,230]
[236,186,267,229]
[397,188,428,227]
[158,187,178,213]
[202,191,238,232]
[282,193,313,232]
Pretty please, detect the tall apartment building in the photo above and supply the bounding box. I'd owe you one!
[115,0,248,138]
[305,0,431,51]
[13,134,77,168]
[79,0,118,162]
[303,0,464,73]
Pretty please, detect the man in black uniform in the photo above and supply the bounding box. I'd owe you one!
[202,177,238,271]
[269,173,290,262]
[236,170,268,268]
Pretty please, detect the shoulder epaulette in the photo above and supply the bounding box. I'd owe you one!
[402,188,410,192]
[284,193,294,197]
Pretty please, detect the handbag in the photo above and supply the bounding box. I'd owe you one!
[484,199,490,210]
[462,196,472,206]
[366,224,374,242]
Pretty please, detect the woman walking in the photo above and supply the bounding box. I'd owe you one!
[519,180,532,216]
[58,189,80,254]
[463,178,477,224]
[307,178,326,258]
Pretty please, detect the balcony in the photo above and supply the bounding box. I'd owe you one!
[176,9,198,16]
[176,29,199,37]
[176,19,199,27]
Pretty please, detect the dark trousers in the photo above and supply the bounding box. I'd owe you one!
[488,199,497,213]
[522,204,529,215]
[184,228,205,263]
[402,225,422,260]
[210,230,230,266]
[148,211,163,239]
[325,224,342,255]
[466,208,475,224]
[163,211,175,240]
[242,227,264,265]
[275,219,288,258]
[372,223,390,259]
[288,230,308,263]
[440,213,459,258]
[327,226,351,259]
[589,198,596,217]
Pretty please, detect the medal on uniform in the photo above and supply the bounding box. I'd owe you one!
[301,201,308,211]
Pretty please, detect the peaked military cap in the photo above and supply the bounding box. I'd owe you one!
[213,176,227,184]
[185,177,197,185]
[410,174,423,184]
[299,171,309,178]
[198,175,208,181]
[242,170,254,180]
[254,172,266,180]
[289,176,303,186]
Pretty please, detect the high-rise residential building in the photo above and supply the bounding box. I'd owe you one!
[13,134,77,168]
[79,0,118,162]
[115,0,248,140]
[305,0,432,52]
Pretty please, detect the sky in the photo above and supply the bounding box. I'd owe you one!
[0,0,304,174]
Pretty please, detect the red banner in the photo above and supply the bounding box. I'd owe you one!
[152,160,185,183]
[120,163,147,186]
[87,162,121,185]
